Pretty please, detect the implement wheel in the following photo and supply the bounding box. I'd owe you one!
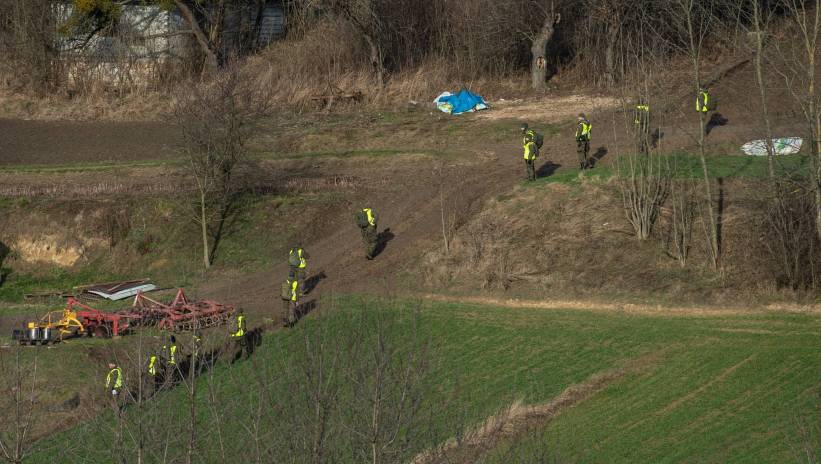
[93,325,111,338]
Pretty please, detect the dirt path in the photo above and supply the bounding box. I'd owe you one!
[414,294,821,317]
[201,141,522,313]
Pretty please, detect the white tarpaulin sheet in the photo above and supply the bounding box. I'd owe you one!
[89,284,157,300]
[741,137,803,156]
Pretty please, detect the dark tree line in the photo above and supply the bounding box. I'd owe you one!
[0,0,782,92]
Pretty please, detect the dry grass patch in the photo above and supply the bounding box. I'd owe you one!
[412,352,660,464]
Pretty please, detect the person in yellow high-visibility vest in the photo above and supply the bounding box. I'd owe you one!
[146,353,163,394]
[575,113,592,169]
[288,242,309,295]
[230,309,247,363]
[162,335,178,384]
[696,88,710,113]
[521,122,541,181]
[280,276,299,327]
[162,336,178,367]
[355,207,379,260]
[106,362,123,399]
[189,330,203,376]
[634,100,650,155]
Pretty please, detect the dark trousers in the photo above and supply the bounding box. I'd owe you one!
[577,139,590,168]
[282,298,296,326]
[360,225,378,259]
[525,158,536,181]
[635,123,650,154]
[231,335,248,363]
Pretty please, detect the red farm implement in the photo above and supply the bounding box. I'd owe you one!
[12,289,236,345]
[12,297,142,344]
[132,288,236,332]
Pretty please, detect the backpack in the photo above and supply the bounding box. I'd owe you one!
[288,249,301,266]
[280,281,292,299]
[534,132,544,149]
[354,210,369,228]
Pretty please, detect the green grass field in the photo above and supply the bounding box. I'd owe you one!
[25,296,820,463]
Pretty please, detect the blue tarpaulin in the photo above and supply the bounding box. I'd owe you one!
[434,88,488,114]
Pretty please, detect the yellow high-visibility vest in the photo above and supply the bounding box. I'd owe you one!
[635,104,649,124]
[163,344,177,365]
[576,120,592,140]
[523,141,538,160]
[106,367,123,389]
[232,315,245,338]
[148,355,158,376]
[697,90,709,112]
[290,279,298,302]
[363,208,376,227]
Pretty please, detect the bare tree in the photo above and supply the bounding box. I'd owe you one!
[668,178,698,266]
[274,309,344,463]
[434,162,455,254]
[613,54,670,241]
[289,0,394,86]
[342,0,387,86]
[0,345,39,464]
[529,2,561,89]
[764,183,820,289]
[183,327,201,464]
[0,0,61,92]
[172,67,272,270]
[669,0,721,268]
[172,0,222,72]
[586,0,629,88]
[617,151,670,240]
[340,303,431,464]
[772,0,821,242]
[750,0,778,179]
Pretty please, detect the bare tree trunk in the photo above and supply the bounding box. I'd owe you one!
[751,0,776,179]
[136,334,145,464]
[0,347,38,464]
[250,0,266,49]
[682,0,720,267]
[114,401,125,464]
[186,342,198,464]
[371,364,382,464]
[174,0,219,72]
[697,107,719,266]
[815,114,821,242]
[440,187,449,254]
[205,369,228,463]
[363,33,384,87]
[209,0,227,53]
[437,163,450,254]
[200,189,210,270]
[811,41,821,242]
[604,21,619,87]
[799,0,820,241]
[790,0,821,241]
[530,11,560,89]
